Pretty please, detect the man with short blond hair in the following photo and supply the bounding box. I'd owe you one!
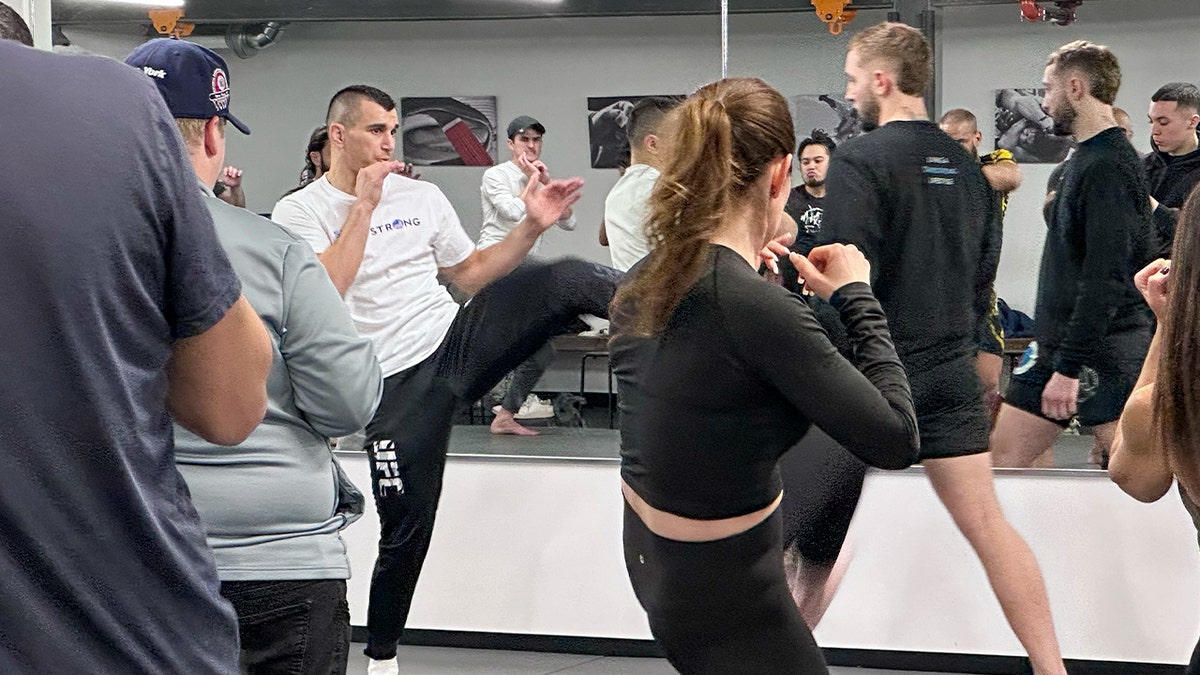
[805,22,1067,673]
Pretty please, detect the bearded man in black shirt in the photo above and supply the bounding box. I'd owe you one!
[804,22,1068,674]
[992,41,1153,474]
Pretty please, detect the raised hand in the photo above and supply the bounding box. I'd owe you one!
[788,243,871,301]
[523,177,584,232]
[354,160,408,207]
[220,166,243,189]
[1134,258,1171,320]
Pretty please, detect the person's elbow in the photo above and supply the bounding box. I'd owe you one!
[167,296,272,446]
[1109,461,1173,503]
[309,368,384,438]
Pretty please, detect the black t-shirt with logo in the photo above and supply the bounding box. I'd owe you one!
[777,187,826,294]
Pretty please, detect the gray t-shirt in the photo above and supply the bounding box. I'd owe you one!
[0,43,242,674]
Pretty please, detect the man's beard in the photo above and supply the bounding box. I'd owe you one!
[1050,103,1076,137]
[803,176,825,189]
[857,94,881,132]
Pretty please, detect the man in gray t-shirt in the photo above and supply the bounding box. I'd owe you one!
[127,38,384,674]
[0,40,271,674]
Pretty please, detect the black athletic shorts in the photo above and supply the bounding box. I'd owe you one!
[911,356,991,459]
[1003,327,1152,427]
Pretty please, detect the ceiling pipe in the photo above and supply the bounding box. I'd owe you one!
[225,20,286,59]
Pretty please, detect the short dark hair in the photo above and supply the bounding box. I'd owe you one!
[0,2,34,47]
[326,85,396,126]
[1152,82,1200,113]
[1047,40,1121,105]
[628,97,678,146]
[796,129,835,157]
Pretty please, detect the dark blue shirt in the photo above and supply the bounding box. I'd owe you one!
[0,42,242,674]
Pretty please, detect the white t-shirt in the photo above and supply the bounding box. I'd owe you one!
[603,164,660,272]
[477,160,576,255]
[272,175,475,377]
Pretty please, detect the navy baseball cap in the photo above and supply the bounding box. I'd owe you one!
[125,38,250,135]
[507,115,545,139]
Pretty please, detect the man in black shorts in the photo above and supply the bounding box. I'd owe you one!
[992,41,1153,470]
[812,22,1067,672]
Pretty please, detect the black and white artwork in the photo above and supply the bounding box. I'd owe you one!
[400,96,498,166]
[994,88,1074,164]
[586,95,682,169]
[788,94,863,148]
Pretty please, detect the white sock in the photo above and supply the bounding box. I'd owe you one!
[366,656,399,675]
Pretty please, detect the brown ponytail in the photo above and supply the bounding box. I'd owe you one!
[1154,185,1200,498]
[611,77,795,335]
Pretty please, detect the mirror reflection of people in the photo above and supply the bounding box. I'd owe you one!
[992,41,1154,474]
[1145,82,1200,256]
[818,23,1068,673]
[610,76,918,674]
[478,116,578,435]
[1108,187,1200,674]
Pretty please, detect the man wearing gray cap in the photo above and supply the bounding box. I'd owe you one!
[126,38,384,675]
[478,116,579,434]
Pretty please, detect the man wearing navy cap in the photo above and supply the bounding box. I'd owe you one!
[127,38,385,675]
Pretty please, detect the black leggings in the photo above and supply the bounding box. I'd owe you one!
[623,504,828,674]
[778,427,866,565]
[362,259,621,660]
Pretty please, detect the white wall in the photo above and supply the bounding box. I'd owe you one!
[338,453,1200,665]
[66,0,1200,313]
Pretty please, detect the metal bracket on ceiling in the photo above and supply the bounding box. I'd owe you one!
[1019,0,1083,26]
[811,0,858,34]
[148,8,194,38]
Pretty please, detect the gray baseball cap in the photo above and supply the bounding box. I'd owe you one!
[507,115,546,139]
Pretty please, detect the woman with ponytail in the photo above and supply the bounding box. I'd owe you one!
[1110,184,1200,674]
[280,125,330,199]
[609,77,920,674]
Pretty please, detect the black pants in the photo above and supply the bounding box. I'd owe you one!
[779,427,866,565]
[623,505,828,674]
[362,259,620,660]
[220,579,349,675]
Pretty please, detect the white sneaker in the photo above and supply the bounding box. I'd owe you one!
[514,394,555,419]
[367,656,399,675]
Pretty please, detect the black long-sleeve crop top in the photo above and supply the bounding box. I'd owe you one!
[610,245,919,520]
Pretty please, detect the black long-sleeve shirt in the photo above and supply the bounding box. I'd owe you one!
[1143,138,1200,256]
[611,245,918,521]
[1039,127,1153,377]
[818,120,1001,371]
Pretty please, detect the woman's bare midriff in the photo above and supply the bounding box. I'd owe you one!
[621,478,782,542]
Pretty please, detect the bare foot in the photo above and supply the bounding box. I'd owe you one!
[491,409,539,436]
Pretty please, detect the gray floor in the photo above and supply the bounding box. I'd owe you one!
[448,422,1102,470]
[347,647,956,674]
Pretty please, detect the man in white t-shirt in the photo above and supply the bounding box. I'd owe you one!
[271,85,620,675]
[601,97,677,271]
[479,116,577,435]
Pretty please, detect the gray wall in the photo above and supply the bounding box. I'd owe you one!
[69,0,1200,312]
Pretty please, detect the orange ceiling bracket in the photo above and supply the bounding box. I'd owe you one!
[148,9,195,38]
[811,0,857,35]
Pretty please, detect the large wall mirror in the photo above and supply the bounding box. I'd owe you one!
[52,0,1200,473]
